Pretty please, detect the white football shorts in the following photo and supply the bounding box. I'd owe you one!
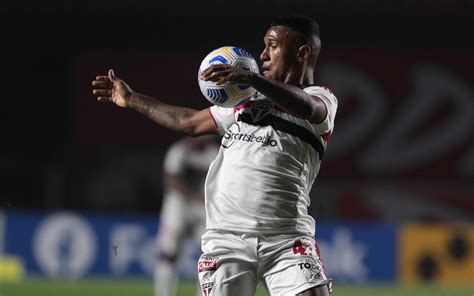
[198,230,332,296]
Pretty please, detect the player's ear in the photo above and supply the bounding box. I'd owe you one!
[297,45,311,62]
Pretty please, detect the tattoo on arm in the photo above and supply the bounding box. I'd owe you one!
[129,93,198,134]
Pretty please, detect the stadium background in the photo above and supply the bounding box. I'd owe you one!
[1,1,473,295]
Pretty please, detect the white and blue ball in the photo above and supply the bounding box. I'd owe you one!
[198,46,259,108]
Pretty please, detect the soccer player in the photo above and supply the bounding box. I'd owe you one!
[92,15,337,296]
[155,136,218,296]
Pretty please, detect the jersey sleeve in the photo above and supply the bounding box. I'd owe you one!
[163,141,187,175]
[208,106,236,135]
[304,86,338,134]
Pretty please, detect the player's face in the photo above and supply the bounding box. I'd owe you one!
[260,26,300,82]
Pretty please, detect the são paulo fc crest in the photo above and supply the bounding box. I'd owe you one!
[201,282,214,296]
[249,99,274,122]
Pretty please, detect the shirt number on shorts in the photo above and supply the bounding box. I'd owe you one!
[292,239,307,255]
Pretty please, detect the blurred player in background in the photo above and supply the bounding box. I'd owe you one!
[93,15,336,296]
[155,136,218,296]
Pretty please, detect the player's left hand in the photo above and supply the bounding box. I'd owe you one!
[201,64,256,85]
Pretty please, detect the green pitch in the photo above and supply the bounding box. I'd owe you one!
[1,279,472,296]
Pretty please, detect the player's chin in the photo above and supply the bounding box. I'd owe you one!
[262,71,273,79]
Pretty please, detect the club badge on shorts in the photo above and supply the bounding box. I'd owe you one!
[201,282,214,296]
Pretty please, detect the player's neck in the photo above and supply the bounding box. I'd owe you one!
[284,63,314,86]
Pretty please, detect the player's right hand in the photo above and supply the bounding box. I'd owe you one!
[92,69,133,108]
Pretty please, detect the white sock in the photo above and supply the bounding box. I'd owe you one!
[154,261,178,296]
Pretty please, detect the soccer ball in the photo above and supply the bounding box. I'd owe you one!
[198,46,259,108]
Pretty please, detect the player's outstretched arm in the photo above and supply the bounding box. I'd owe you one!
[92,69,216,137]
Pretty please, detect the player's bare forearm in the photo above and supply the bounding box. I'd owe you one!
[127,92,215,137]
[127,92,213,136]
[250,74,326,122]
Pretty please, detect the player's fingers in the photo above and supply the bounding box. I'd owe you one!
[201,64,231,77]
[207,69,233,82]
[215,72,237,85]
[215,77,227,85]
[206,73,223,82]
[206,69,227,80]
[210,64,231,70]
[97,96,112,102]
[95,75,110,81]
[92,80,113,88]
[93,89,112,96]
[201,68,213,79]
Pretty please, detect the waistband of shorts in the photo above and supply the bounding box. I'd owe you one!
[205,228,314,238]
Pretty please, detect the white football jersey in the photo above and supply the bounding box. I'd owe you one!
[206,86,338,235]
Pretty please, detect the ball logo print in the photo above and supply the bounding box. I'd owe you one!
[198,46,259,107]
